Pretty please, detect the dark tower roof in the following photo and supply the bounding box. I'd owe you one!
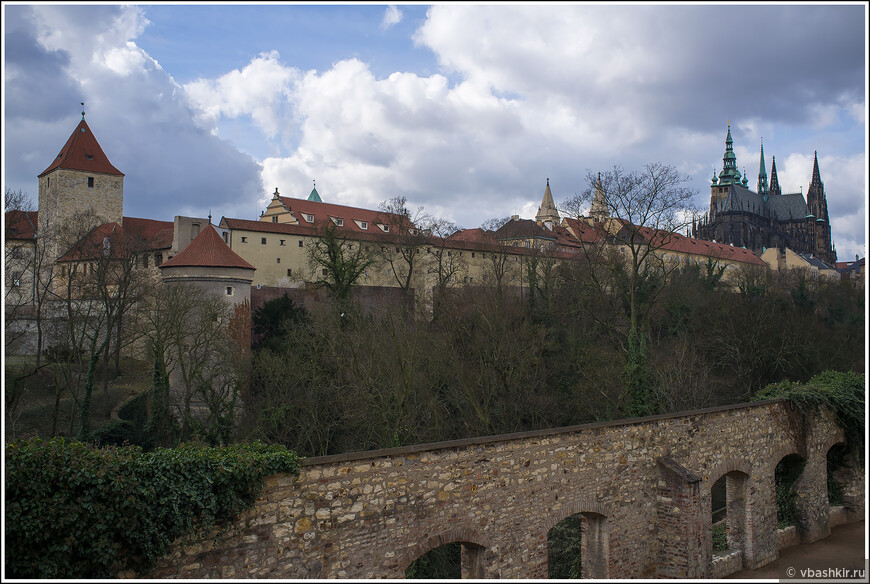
[757,141,768,199]
[768,156,782,197]
[39,117,124,178]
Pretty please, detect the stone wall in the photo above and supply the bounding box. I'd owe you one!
[149,400,859,579]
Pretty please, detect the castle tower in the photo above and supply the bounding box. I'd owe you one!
[535,178,560,228]
[159,222,256,307]
[805,152,835,263]
[589,172,610,223]
[38,110,124,260]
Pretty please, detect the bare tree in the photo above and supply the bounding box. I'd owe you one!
[374,196,429,303]
[561,163,698,416]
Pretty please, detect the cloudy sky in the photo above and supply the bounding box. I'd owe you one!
[3,3,867,260]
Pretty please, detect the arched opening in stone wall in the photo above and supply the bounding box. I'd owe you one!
[547,512,608,579]
[404,541,485,579]
[775,454,806,529]
[710,471,750,562]
[827,442,851,507]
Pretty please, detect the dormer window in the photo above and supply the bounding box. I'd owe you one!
[331,217,344,227]
[303,213,314,223]
[354,220,368,230]
[378,223,390,232]
[86,154,94,160]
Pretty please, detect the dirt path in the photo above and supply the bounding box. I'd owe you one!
[727,520,866,580]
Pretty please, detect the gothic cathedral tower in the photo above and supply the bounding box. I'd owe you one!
[37,110,124,260]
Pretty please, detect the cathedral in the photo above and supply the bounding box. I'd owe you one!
[693,125,836,265]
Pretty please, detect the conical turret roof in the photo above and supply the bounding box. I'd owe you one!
[160,224,255,270]
[39,117,124,177]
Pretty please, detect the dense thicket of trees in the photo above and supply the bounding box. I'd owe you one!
[238,260,864,457]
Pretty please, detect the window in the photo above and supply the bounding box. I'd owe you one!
[321,269,328,276]
[241,236,248,243]
[276,257,281,264]
[226,286,234,296]
[223,232,229,243]
[280,240,286,246]
[87,177,94,188]
[287,269,292,277]
[47,178,50,187]
[272,216,278,223]
[303,213,314,223]
[143,254,149,269]
[298,240,304,248]
[154,253,163,266]
[472,252,475,258]
[261,237,267,245]
[360,221,368,230]
[331,217,344,226]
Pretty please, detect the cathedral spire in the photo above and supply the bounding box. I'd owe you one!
[768,156,781,197]
[717,123,742,186]
[757,140,768,199]
[806,151,828,222]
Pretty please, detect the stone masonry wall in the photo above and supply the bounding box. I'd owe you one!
[149,400,857,579]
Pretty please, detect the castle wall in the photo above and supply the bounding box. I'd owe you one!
[146,400,859,579]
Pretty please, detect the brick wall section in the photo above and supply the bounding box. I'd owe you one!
[148,400,858,579]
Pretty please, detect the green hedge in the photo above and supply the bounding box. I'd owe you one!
[5,438,300,578]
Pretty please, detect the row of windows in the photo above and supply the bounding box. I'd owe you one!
[238,236,304,248]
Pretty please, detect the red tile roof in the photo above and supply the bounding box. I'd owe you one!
[561,218,604,244]
[57,217,173,262]
[160,224,255,270]
[277,196,414,233]
[447,228,498,244]
[39,119,124,178]
[5,210,38,240]
[632,225,766,266]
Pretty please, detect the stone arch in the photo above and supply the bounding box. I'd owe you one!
[706,458,756,575]
[544,498,611,579]
[768,444,804,476]
[706,457,753,491]
[396,527,492,579]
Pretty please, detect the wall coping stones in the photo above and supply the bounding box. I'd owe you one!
[300,398,785,467]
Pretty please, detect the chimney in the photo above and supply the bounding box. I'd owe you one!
[511,214,519,221]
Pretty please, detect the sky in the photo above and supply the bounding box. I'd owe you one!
[2,2,867,261]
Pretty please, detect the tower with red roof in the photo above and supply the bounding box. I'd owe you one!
[37,108,125,261]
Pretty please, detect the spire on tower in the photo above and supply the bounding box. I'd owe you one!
[717,123,742,186]
[535,177,560,225]
[769,156,781,197]
[757,139,768,199]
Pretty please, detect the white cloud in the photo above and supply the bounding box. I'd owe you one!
[380,6,402,31]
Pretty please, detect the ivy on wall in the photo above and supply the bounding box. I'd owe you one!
[754,370,865,466]
[5,438,300,578]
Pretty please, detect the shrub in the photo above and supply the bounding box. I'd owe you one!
[5,438,300,578]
